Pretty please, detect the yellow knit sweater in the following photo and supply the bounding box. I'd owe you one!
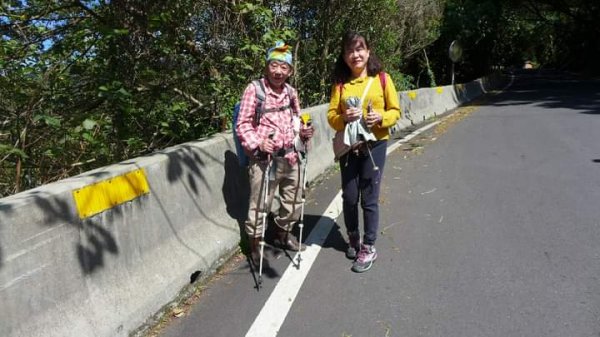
[327,73,401,140]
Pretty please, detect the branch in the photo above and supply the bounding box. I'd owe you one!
[18,3,86,25]
[74,0,102,21]
[57,34,100,75]
[173,88,204,108]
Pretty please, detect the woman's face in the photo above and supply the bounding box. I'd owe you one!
[343,38,370,76]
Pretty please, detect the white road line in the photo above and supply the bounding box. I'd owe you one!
[387,121,440,153]
[245,195,342,337]
[244,121,441,337]
[0,264,48,292]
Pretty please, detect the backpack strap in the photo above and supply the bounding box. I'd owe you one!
[284,83,299,116]
[254,79,266,96]
[379,71,386,91]
[379,72,387,110]
[251,80,266,125]
[251,79,295,125]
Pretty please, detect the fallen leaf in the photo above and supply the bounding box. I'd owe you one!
[172,308,185,318]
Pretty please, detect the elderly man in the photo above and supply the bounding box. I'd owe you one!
[236,41,314,267]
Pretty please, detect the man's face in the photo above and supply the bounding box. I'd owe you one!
[265,60,292,88]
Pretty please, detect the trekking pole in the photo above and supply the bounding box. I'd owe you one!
[296,151,308,269]
[366,101,380,172]
[366,144,379,172]
[258,133,274,288]
[296,116,311,269]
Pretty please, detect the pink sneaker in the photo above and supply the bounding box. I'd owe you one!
[351,244,377,273]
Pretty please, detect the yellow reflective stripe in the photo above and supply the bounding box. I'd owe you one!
[73,169,150,219]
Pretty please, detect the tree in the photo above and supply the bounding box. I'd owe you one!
[0,0,445,197]
[430,0,600,84]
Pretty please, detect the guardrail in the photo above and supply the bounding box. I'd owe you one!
[0,74,506,337]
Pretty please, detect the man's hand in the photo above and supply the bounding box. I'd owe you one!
[259,136,275,153]
[300,124,314,141]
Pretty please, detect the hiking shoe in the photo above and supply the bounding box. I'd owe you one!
[273,230,306,251]
[346,231,360,260]
[351,244,377,273]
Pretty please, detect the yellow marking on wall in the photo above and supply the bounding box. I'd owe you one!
[436,87,444,94]
[408,91,417,100]
[73,169,150,219]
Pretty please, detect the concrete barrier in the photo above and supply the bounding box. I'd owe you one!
[0,74,507,337]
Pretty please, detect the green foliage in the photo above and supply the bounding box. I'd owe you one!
[431,0,600,83]
[0,0,443,197]
[3,0,597,198]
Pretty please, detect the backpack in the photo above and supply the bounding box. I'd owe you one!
[232,79,297,166]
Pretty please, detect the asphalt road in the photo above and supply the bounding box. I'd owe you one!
[157,71,600,337]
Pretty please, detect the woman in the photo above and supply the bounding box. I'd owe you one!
[327,31,401,273]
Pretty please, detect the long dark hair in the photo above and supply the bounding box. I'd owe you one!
[332,31,383,85]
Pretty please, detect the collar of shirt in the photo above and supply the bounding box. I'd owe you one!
[260,78,299,165]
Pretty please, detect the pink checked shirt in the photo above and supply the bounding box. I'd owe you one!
[236,78,301,165]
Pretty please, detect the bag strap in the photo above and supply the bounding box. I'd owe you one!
[360,77,375,104]
[338,72,387,102]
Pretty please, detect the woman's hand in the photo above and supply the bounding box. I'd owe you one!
[343,107,362,123]
[365,109,382,128]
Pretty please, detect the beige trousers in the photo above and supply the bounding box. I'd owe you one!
[245,156,303,238]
